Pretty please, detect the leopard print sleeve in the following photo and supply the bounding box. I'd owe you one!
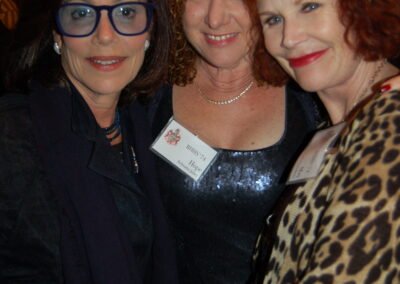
[301,90,400,283]
[260,90,400,284]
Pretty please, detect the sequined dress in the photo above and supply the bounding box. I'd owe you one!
[148,83,324,284]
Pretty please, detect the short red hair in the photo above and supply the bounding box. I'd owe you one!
[245,0,400,86]
[338,0,400,61]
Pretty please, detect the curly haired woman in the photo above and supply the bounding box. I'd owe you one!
[147,0,326,282]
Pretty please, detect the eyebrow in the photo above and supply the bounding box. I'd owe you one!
[258,10,272,16]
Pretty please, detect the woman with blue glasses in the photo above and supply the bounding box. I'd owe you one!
[0,0,177,283]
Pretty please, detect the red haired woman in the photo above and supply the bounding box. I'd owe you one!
[253,0,400,282]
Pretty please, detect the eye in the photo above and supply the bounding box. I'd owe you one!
[117,7,137,19]
[263,15,283,27]
[70,7,94,20]
[302,2,321,12]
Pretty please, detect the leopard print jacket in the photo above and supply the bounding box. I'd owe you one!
[257,90,400,284]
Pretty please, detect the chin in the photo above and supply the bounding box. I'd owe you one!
[292,71,328,93]
[90,80,129,96]
[93,86,124,96]
[291,79,321,93]
[205,52,246,69]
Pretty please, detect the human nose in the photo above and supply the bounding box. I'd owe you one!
[93,11,117,45]
[281,19,306,49]
[205,0,229,29]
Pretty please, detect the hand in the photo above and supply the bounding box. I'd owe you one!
[381,74,400,93]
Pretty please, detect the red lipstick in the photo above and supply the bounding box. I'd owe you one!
[288,49,328,68]
[86,56,126,71]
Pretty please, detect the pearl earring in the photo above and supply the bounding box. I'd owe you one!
[144,40,150,51]
[53,42,62,55]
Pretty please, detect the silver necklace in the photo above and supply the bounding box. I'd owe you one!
[194,80,254,105]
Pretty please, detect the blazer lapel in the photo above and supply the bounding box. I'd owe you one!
[67,84,144,196]
[88,137,144,196]
[29,83,141,284]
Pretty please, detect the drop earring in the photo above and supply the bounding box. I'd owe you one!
[144,40,150,51]
[53,42,62,55]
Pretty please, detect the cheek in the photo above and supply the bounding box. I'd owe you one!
[126,36,145,51]
[241,16,253,42]
[263,31,281,58]
[276,58,293,78]
[62,37,87,56]
[338,41,357,63]
[183,1,205,27]
[262,29,293,75]
[125,38,147,74]
[182,21,197,46]
[61,39,87,73]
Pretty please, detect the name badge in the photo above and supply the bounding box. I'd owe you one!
[287,122,346,184]
[151,117,219,182]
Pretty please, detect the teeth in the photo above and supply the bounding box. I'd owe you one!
[207,33,236,41]
[92,59,122,65]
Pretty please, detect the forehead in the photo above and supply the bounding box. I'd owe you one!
[258,0,330,12]
[63,0,126,4]
[259,0,333,6]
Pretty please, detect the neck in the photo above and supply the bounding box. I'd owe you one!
[83,96,121,145]
[68,83,120,128]
[81,95,119,127]
[89,103,119,128]
[318,60,397,124]
[195,59,255,93]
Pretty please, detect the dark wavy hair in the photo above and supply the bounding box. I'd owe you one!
[245,0,400,86]
[1,0,172,104]
[167,0,288,87]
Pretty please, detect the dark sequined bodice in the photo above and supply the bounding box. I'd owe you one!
[150,84,323,284]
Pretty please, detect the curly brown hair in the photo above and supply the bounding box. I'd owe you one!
[247,0,400,86]
[168,0,289,87]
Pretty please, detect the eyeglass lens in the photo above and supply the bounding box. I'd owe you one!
[58,2,151,36]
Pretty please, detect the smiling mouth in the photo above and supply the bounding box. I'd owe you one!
[288,49,329,68]
[206,33,237,41]
[86,57,126,71]
[88,57,125,66]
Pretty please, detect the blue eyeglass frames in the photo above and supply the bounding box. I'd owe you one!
[56,2,154,37]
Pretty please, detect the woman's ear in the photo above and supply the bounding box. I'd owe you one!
[53,31,63,49]
[52,31,63,55]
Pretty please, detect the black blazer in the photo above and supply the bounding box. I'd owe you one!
[0,83,177,283]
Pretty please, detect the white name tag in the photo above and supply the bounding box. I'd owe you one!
[287,122,346,184]
[151,118,219,182]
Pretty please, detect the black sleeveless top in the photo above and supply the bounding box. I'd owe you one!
[148,83,325,284]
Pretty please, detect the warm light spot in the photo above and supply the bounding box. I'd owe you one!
[0,0,19,30]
